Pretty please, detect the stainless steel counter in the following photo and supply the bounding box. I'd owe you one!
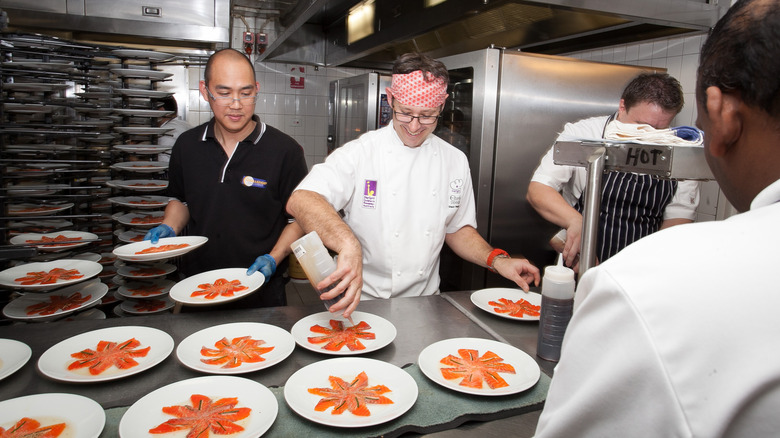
[0,292,551,437]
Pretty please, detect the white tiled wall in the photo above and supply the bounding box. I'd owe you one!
[184,61,371,170]
[562,33,729,222]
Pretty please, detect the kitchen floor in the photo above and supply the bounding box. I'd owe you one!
[284,279,323,306]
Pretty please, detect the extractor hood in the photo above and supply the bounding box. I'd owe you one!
[0,0,230,50]
[258,0,727,69]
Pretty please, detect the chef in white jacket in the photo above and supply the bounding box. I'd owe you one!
[535,0,780,436]
[287,52,540,318]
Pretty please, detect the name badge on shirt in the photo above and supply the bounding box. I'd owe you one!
[449,179,463,209]
[242,176,267,188]
[363,179,377,209]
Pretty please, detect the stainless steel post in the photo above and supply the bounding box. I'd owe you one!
[579,147,606,276]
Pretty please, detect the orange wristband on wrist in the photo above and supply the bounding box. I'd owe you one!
[487,248,509,273]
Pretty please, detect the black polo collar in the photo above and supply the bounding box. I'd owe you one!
[200,114,265,145]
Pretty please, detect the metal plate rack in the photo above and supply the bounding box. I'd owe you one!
[553,140,715,276]
[0,33,181,321]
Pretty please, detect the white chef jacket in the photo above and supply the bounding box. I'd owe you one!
[530,115,700,221]
[294,122,477,299]
[535,179,780,438]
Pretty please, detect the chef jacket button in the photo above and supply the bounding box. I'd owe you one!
[425,230,430,236]
[392,191,396,196]
[432,190,436,196]
[418,270,424,276]
[394,232,399,237]
[396,271,401,276]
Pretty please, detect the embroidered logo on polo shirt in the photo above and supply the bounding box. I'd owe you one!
[449,179,463,209]
[362,179,377,209]
[242,176,267,188]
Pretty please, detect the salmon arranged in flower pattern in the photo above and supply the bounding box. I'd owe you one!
[129,199,162,205]
[14,268,83,285]
[487,298,541,318]
[127,284,165,296]
[307,320,376,351]
[148,394,251,437]
[440,349,516,389]
[135,244,189,255]
[24,235,82,246]
[13,206,61,213]
[25,292,91,316]
[130,216,162,224]
[308,371,393,416]
[68,338,151,375]
[191,279,248,300]
[0,417,66,438]
[129,267,167,277]
[132,299,167,312]
[200,336,275,368]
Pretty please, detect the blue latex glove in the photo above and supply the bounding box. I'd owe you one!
[247,254,276,283]
[143,224,176,244]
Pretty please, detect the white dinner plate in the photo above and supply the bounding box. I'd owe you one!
[5,183,70,196]
[119,376,276,438]
[290,311,397,356]
[117,263,176,279]
[111,68,173,80]
[470,288,542,321]
[112,179,168,192]
[117,278,175,298]
[0,339,32,381]
[112,108,174,117]
[2,279,108,321]
[10,231,98,253]
[113,236,208,262]
[2,82,71,92]
[111,48,176,61]
[114,144,173,155]
[72,252,102,262]
[177,322,295,374]
[284,357,418,428]
[0,259,103,291]
[169,268,264,306]
[116,211,165,227]
[120,296,175,315]
[114,126,174,135]
[38,325,174,383]
[0,393,105,438]
[7,202,74,216]
[109,195,169,209]
[417,337,540,396]
[111,161,169,173]
[113,88,173,98]
[2,61,75,71]
[117,229,147,243]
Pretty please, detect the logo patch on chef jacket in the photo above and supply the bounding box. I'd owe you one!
[242,176,267,188]
[448,179,463,209]
[362,179,377,209]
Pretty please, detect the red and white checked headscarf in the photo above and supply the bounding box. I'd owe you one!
[388,70,448,108]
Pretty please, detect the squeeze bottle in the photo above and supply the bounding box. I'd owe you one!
[536,256,576,362]
[290,231,346,310]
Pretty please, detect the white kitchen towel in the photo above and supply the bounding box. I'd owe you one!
[604,120,703,145]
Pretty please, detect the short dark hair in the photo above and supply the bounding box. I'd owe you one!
[621,73,684,114]
[204,48,256,86]
[393,52,449,85]
[698,0,780,119]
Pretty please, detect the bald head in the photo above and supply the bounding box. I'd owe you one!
[204,48,256,87]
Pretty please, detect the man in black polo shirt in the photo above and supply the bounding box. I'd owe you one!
[145,48,308,308]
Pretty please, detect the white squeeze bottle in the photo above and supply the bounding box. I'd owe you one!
[290,231,346,310]
[536,255,576,362]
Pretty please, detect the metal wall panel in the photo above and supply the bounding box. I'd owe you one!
[489,51,658,280]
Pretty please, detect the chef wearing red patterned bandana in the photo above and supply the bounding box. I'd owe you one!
[288,53,540,318]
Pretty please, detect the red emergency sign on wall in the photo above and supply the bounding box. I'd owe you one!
[290,66,305,89]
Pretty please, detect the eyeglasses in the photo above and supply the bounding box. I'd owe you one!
[205,88,258,107]
[393,108,440,125]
